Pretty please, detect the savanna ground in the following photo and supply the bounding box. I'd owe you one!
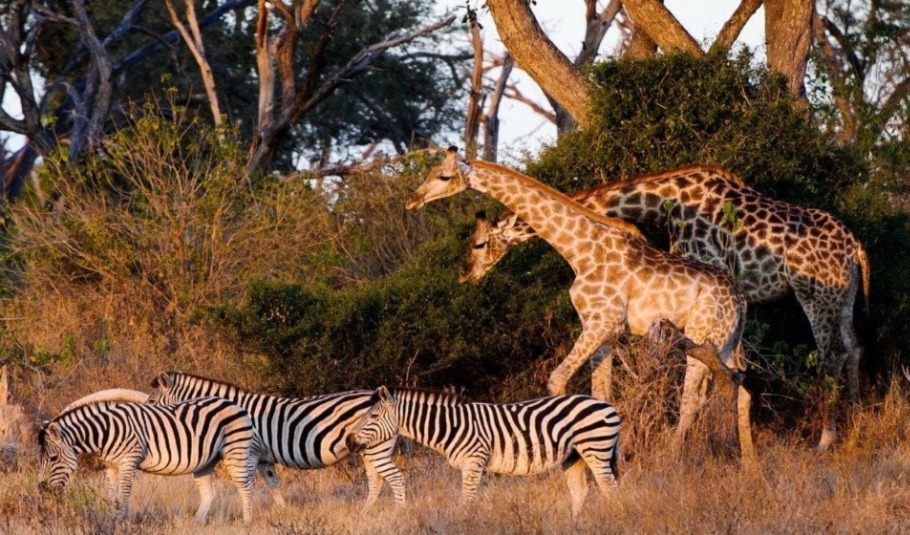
[3,382,910,535]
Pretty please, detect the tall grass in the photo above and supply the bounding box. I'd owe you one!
[2,379,909,534]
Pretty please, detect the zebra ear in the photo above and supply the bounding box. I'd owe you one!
[376,386,391,403]
[45,422,61,441]
[151,372,171,389]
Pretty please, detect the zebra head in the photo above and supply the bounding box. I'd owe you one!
[37,421,78,492]
[345,386,398,454]
[147,372,178,404]
[459,211,521,283]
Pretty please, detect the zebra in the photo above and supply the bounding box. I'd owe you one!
[38,397,260,523]
[346,387,621,519]
[147,371,406,508]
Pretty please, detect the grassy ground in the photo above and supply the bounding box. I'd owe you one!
[3,385,910,535]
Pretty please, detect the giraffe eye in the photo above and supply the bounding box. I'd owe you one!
[438,174,454,181]
[473,241,487,249]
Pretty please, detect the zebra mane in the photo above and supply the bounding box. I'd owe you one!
[163,371,250,394]
[391,387,463,406]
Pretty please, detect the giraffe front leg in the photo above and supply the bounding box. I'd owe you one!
[548,324,614,396]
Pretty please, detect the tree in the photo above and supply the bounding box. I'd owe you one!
[247,0,458,176]
[483,0,815,129]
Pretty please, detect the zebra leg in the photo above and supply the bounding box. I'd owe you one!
[257,462,286,508]
[113,463,138,519]
[562,457,589,520]
[362,438,406,506]
[192,470,215,523]
[105,467,119,504]
[460,460,486,502]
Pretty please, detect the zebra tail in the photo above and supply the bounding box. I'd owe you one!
[610,432,621,482]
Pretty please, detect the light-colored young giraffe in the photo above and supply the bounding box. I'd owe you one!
[460,164,870,449]
[407,148,754,461]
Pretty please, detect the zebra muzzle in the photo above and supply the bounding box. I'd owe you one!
[345,435,366,454]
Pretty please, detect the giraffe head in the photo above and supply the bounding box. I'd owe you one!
[406,147,473,210]
[459,211,521,283]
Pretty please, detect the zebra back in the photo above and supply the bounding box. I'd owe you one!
[149,371,377,468]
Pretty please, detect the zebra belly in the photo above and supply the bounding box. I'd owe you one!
[139,442,221,475]
[485,439,565,475]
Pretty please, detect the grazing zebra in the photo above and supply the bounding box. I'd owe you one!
[346,387,621,519]
[38,397,260,523]
[147,371,405,508]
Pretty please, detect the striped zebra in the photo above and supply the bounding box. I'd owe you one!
[38,397,260,523]
[346,387,621,519]
[148,371,405,507]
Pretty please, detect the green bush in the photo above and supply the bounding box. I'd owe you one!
[207,231,578,398]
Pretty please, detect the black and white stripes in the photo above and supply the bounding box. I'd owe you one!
[38,397,260,523]
[147,371,405,507]
[346,387,621,518]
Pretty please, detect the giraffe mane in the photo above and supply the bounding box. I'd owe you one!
[471,161,645,239]
[573,164,746,203]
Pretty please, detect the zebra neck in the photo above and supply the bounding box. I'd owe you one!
[396,398,463,455]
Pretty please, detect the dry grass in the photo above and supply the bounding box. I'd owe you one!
[3,382,910,535]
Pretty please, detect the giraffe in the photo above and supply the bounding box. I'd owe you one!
[460,164,870,449]
[407,148,755,462]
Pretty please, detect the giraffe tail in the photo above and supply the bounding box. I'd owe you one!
[857,244,870,317]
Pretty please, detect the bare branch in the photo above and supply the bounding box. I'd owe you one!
[483,53,513,163]
[465,21,484,160]
[576,0,622,67]
[165,0,223,126]
[711,0,764,54]
[503,83,557,124]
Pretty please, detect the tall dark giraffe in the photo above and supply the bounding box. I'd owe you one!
[408,149,755,463]
[460,165,869,449]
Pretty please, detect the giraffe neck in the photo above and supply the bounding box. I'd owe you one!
[468,161,628,268]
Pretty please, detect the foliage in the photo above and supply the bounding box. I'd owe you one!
[531,51,867,206]
[206,231,577,398]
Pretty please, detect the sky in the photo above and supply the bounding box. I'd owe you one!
[439,0,767,163]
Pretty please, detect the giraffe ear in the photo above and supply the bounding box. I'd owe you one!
[499,213,519,229]
[376,386,391,403]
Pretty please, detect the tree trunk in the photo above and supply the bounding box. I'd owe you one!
[765,0,813,98]
[485,0,593,128]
